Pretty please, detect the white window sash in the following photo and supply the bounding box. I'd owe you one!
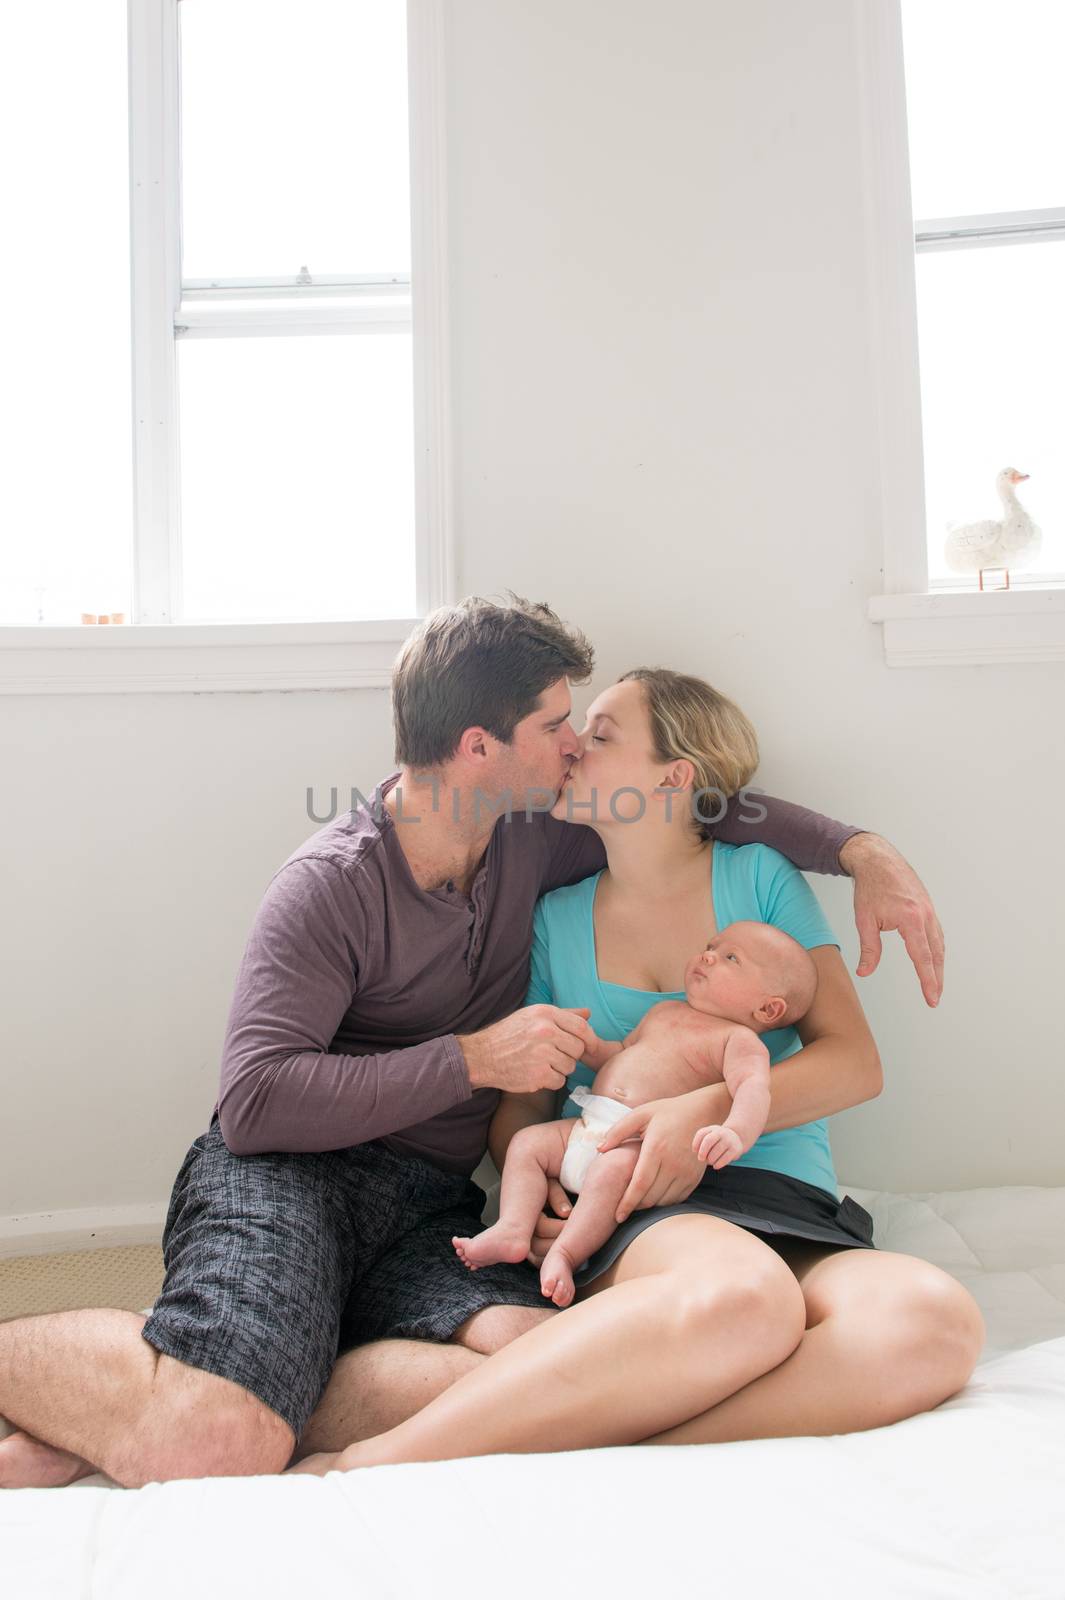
[0,0,452,693]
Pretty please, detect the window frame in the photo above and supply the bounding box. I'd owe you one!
[0,0,452,694]
[858,0,1065,666]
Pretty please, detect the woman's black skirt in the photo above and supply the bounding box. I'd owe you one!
[572,1165,876,1289]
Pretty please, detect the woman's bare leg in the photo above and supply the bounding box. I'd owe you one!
[290,1215,806,1472]
[645,1243,986,1444]
[291,1305,555,1459]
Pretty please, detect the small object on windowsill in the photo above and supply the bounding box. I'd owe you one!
[978,568,1010,592]
[943,467,1041,583]
[80,612,127,625]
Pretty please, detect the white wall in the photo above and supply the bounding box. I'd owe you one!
[2,0,1062,1232]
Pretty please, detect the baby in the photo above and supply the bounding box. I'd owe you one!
[453,920,818,1308]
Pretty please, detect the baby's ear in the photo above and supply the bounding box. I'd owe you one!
[758,996,788,1027]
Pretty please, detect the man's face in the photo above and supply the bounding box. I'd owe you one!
[502,677,582,807]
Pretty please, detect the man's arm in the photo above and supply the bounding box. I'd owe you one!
[840,832,945,1006]
[718,796,945,1005]
[713,790,862,877]
[217,858,471,1156]
[543,789,944,1004]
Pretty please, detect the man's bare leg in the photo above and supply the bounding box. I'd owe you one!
[292,1341,482,1459]
[0,1428,94,1489]
[0,1308,293,1488]
[291,1303,556,1459]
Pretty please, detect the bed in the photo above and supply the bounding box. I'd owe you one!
[5,1182,1065,1599]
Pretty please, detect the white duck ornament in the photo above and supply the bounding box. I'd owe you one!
[943,467,1041,576]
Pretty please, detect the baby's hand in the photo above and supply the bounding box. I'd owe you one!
[692,1124,743,1170]
[581,1031,625,1071]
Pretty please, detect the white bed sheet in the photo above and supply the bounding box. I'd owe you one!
[5,1183,1065,1599]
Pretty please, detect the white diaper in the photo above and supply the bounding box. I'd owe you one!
[559,1086,634,1196]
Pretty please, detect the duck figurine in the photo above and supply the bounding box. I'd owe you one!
[943,467,1041,577]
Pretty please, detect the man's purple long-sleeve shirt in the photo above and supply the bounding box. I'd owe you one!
[216,773,861,1175]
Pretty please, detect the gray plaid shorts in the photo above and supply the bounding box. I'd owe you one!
[141,1119,547,1438]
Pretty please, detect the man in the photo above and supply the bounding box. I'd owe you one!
[0,595,943,1488]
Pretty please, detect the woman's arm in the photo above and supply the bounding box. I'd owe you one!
[596,947,882,1220]
[758,945,882,1130]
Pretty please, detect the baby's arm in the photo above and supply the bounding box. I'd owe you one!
[691,1028,771,1170]
[580,1032,626,1072]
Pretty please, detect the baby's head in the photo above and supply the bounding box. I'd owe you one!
[683,921,818,1032]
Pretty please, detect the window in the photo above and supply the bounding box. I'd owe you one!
[900,0,1064,587]
[862,0,1065,665]
[176,0,415,625]
[1,0,451,689]
[0,0,134,627]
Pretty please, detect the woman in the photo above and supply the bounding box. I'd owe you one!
[297,669,985,1466]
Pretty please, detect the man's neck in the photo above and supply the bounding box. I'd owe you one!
[383,768,495,892]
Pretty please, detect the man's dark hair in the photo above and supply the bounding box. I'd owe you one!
[391,592,594,767]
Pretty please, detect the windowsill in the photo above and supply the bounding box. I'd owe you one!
[868,584,1065,666]
[0,618,415,694]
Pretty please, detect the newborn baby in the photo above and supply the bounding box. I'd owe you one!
[453,920,818,1308]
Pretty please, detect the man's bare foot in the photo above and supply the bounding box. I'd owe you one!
[539,1248,576,1308]
[0,1430,94,1489]
[451,1222,530,1271]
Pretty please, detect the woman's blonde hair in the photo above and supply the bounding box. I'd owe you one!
[620,668,759,841]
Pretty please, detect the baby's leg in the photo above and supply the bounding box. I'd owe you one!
[453,1119,570,1270]
[540,1143,641,1308]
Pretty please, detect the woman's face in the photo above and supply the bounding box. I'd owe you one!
[551,678,667,827]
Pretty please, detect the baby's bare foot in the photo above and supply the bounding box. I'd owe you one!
[0,1430,94,1489]
[452,1222,531,1270]
[539,1249,576,1308]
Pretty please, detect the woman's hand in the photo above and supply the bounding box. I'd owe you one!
[595,1084,732,1222]
[528,1178,573,1267]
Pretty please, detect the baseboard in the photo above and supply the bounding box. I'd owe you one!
[0,1203,168,1259]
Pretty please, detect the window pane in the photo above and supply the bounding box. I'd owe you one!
[177,334,416,622]
[0,2,133,625]
[915,241,1064,580]
[901,0,1065,218]
[179,0,411,280]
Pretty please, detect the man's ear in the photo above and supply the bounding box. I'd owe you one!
[457,725,490,762]
[757,996,788,1027]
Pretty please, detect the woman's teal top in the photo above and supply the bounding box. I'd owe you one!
[522,841,842,1197]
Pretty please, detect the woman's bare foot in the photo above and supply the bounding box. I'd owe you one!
[285,1444,366,1475]
[539,1248,576,1308]
[0,1430,94,1489]
[451,1222,530,1271]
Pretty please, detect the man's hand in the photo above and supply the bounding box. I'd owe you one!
[839,833,945,1007]
[457,1005,596,1094]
